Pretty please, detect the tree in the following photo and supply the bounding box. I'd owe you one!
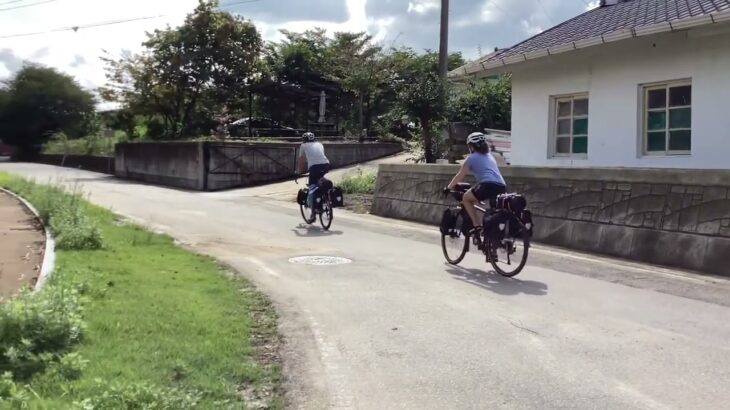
[0,65,95,158]
[385,49,465,163]
[265,29,330,85]
[327,32,383,132]
[450,75,511,131]
[101,0,262,139]
[398,72,447,163]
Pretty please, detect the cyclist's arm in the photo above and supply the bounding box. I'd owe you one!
[296,148,307,174]
[447,162,469,190]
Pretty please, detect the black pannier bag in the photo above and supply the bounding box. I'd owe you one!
[297,188,308,206]
[440,209,458,235]
[331,187,345,208]
[520,210,534,237]
[496,193,527,214]
[483,209,511,241]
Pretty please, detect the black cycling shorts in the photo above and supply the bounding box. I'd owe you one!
[471,182,507,208]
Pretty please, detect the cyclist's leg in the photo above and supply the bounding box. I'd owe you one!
[462,190,482,230]
[307,164,327,209]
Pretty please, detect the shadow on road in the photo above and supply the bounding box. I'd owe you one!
[445,264,548,296]
[291,224,344,237]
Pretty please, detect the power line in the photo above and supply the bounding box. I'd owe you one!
[0,0,55,12]
[219,0,262,9]
[0,0,32,6]
[535,0,554,25]
[0,15,163,39]
[0,0,263,39]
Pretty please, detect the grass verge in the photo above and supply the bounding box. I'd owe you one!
[0,173,282,409]
[338,170,377,214]
[338,170,377,195]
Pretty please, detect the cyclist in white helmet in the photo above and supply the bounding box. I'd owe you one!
[447,132,507,234]
[297,132,330,212]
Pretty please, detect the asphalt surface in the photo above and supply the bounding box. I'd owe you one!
[2,162,730,410]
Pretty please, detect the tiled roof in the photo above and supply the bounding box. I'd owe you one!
[485,0,730,64]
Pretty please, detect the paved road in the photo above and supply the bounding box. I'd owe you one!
[3,163,730,410]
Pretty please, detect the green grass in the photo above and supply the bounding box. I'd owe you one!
[0,174,282,409]
[338,170,377,195]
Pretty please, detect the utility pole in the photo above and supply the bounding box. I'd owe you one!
[438,0,450,79]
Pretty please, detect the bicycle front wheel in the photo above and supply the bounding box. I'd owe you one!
[300,203,315,224]
[488,218,530,277]
[441,212,469,265]
[319,199,333,231]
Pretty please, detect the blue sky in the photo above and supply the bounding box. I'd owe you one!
[0,0,595,89]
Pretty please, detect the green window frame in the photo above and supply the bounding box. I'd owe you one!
[552,95,589,157]
[643,81,692,155]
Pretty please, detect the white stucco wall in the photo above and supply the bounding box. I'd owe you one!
[510,26,730,169]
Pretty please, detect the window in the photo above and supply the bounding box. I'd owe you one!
[643,81,691,155]
[552,95,588,156]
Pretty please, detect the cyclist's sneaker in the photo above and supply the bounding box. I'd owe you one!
[469,226,485,250]
[468,226,483,236]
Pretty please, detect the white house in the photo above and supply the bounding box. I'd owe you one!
[453,0,730,169]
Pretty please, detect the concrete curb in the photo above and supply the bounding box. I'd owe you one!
[0,187,56,292]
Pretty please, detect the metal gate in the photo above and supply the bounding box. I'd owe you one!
[202,143,298,190]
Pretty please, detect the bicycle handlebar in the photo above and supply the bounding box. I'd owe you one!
[295,173,310,185]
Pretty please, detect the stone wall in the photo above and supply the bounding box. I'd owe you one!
[372,164,730,276]
[115,141,403,191]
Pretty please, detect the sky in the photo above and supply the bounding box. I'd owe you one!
[0,0,598,92]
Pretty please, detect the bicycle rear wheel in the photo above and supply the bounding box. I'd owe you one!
[488,216,529,277]
[441,212,469,265]
[319,198,333,231]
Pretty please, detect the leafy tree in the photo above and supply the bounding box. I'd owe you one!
[450,75,511,131]
[101,0,262,139]
[0,65,95,158]
[265,29,329,85]
[384,49,465,163]
[326,32,383,132]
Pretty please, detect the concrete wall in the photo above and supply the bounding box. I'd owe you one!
[511,28,730,169]
[115,142,204,190]
[115,141,403,191]
[36,154,115,175]
[372,164,730,276]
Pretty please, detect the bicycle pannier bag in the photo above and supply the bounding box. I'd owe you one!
[440,209,457,235]
[297,188,308,206]
[331,187,345,208]
[520,210,534,237]
[496,193,527,213]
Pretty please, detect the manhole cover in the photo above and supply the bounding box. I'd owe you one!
[289,256,352,266]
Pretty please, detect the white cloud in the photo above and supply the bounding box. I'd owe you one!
[480,0,505,23]
[407,0,439,15]
[0,0,377,92]
[0,0,198,89]
[587,1,600,11]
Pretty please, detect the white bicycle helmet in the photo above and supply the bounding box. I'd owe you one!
[466,132,488,145]
[302,132,316,142]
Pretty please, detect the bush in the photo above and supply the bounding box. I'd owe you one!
[50,206,103,251]
[75,382,202,410]
[1,178,103,251]
[0,286,85,381]
[339,170,377,195]
[0,372,32,407]
[42,133,123,157]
